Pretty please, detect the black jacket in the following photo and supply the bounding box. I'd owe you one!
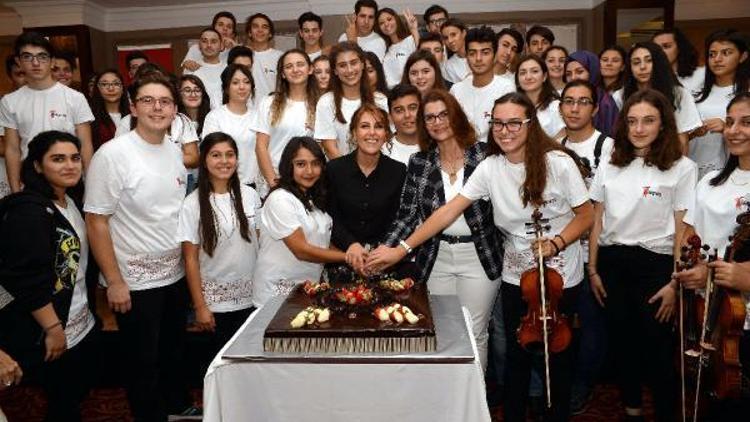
[0,190,87,367]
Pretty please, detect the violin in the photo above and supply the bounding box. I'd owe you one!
[517,208,572,409]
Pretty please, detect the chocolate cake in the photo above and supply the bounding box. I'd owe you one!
[263,281,436,354]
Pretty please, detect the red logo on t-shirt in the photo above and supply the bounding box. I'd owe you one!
[735,195,749,210]
[642,186,662,198]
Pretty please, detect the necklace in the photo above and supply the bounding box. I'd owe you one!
[440,154,464,184]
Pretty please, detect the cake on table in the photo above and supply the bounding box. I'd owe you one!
[263,271,436,354]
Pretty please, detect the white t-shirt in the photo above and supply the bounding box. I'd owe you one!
[0,127,8,199]
[252,95,314,173]
[441,167,472,236]
[679,66,706,97]
[537,100,566,138]
[182,43,229,66]
[313,91,389,155]
[108,112,123,128]
[612,86,703,135]
[443,54,470,84]
[382,136,420,166]
[498,71,515,83]
[84,131,187,290]
[0,82,93,158]
[252,48,283,101]
[202,105,258,186]
[308,50,322,61]
[383,36,417,88]
[177,185,261,313]
[461,151,589,287]
[338,31,387,62]
[184,61,227,110]
[450,75,516,141]
[56,196,95,349]
[684,168,750,329]
[590,156,697,255]
[690,84,734,179]
[115,113,199,148]
[253,189,332,307]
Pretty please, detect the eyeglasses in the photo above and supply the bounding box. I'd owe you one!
[98,82,123,89]
[561,98,595,107]
[19,52,51,63]
[135,96,175,108]
[424,110,449,125]
[428,18,447,26]
[180,87,203,96]
[489,118,531,132]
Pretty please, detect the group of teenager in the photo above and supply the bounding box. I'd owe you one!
[0,1,749,421]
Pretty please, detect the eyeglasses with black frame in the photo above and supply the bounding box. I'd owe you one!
[135,96,175,108]
[19,52,51,63]
[561,97,595,107]
[489,118,531,132]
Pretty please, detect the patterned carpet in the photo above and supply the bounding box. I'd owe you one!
[0,383,644,421]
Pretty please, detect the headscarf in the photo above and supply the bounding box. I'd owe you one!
[566,50,619,137]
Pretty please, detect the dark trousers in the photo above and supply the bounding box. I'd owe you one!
[571,271,607,399]
[41,329,97,422]
[115,281,189,422]
[501,282,580,422]
[197,307,254,373]
[598,245,677,422]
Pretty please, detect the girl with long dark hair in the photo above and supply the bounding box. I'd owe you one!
[588,89,698,421]
[369,92,593,420]
[375,8,419,88]
[0,131,95,421]
[364,51,389,95]
[89,69,129,151]
[178,74,211,136]
[652,27,705,95]
[542,45,568,93]
[314,42,388,159]
[598,45,627,93]
[690,29,750,178]
[401,49,447,97]
[615,42,703,151]
[515,54,565,138]
[255,49,318,194]
[252,137,346,307]
[177,132,260,360]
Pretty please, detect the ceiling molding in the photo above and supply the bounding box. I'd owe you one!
[5,0,607,32]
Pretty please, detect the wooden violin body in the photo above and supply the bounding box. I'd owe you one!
[518,266,571,353]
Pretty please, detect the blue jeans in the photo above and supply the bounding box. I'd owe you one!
[489,283,506,385]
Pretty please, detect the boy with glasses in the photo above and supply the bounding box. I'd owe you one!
[0,32,93,193]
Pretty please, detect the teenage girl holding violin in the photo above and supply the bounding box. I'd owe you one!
[368,92,593,421]
[588,89,698,422]
[673,92,750,417]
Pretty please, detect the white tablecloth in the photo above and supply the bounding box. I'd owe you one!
[203,296,491,422]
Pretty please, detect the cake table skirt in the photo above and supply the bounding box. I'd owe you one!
[203,295,491,422]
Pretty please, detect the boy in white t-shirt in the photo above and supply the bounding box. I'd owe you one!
[181,11,237,73]
[495,28,523,82]
[182,28,227,110]
[245,13,283,101]
[338,0,387,62]
[0,32,94,193]
[384,84,421,165]
[298,12,328,61]
[450,26,515,142]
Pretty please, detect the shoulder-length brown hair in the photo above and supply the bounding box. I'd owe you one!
[348,103,393,150]
[610,88,682,171]
[400,49,446,92]
[514,54,559,110]
[329,42,374,124]
[416,89,476,152]
[486,92,587,207]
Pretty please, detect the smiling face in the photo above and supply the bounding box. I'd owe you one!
[282,52,311,87]
[292,146,322,192]
[180,79,203,110]
[378,11,398,37]
[227,69,252,103]
[626,101,662,153]
[724,100,750,157]
[390,94,420,136]
[51,58,73,86]
[423,100,455,144]
[356,6,376,36]
[441,25,466,54]
[214,17,235,40]
[334,50,364,88]
[408,59,437,96]
[600,49,625,80]
[565,61,590,82]
[544,48,566,80]
[353,110,388,156]
[299,21,322,47]
[517,59,546,93]
[34,141,82,193]
[249,16,272,44]
[313,59,331,90]
[708,40,747,80]
[131,82,176,134]
[467,41,496,77]
[490,102,529,159]
[97,72,124,104]
[205,141,238,184]
[630,47,653,86]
